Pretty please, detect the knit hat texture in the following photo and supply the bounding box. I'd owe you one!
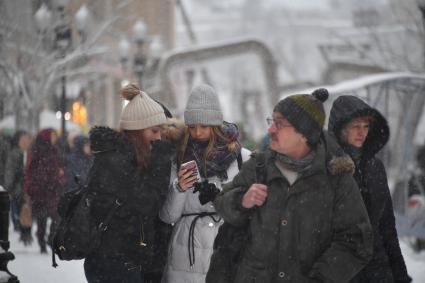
[273,88,329,145]
[119,84,167,130]
[184,84,223,126]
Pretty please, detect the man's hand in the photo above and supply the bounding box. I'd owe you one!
[241,184,268,208]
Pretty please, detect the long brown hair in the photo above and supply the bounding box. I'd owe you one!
[177,125,238,167]
[122,129,151,172]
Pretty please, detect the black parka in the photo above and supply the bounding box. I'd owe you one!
[329,95,411,283]
[85,126,173,273]
[214,135,373,283]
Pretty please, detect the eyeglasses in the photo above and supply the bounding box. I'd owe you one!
[266,117,293,130]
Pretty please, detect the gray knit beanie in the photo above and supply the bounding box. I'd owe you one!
[184,84,223,126]
[119,84,167,130]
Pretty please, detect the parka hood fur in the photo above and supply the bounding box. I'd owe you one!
[323,131,355,175]
[161,118,185,143]
[328,155,355,176]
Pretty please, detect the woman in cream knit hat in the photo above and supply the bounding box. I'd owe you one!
[83,84,178,283]
[159,84,251,283]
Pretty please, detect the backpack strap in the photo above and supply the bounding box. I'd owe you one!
[254,152,266,184]
[236,152,243,170]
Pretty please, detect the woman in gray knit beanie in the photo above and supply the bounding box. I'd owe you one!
[159,84,251,283]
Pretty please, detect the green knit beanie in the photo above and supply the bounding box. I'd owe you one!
[273,88,329,145]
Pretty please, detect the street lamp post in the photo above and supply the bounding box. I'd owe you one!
[418,0,425,67]
[34,1,88,141]
[119,20,165,92]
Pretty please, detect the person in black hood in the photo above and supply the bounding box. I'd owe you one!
[83,84,179,283]
[64,135,93,192]
[329,95,411,283]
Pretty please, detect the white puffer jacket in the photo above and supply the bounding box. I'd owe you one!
[160,148,251,283]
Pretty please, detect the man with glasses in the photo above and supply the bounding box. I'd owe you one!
[213,89,373,283]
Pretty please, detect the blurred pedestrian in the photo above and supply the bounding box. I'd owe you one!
[159,84,251,283]
[84,84,177,283]
[64,135,93,192]
[0,131,11,187]
[407,144,425,197]
[4,130,32,244]
[213,89,373,282]
[329,95,411,283]
[24,128,64,253]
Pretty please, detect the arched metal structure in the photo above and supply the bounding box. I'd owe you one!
[153,38,279,111]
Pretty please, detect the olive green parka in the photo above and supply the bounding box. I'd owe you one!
[214,136,373,283]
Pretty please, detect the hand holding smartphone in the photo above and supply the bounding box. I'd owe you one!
[178,160,201,191]
[180,160,201,181]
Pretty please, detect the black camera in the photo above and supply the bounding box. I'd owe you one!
[193,180,220,205]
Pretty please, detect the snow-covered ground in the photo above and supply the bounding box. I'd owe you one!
[7,225,86,283]
[4,226,425,282]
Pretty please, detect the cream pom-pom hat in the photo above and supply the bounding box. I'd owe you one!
[119,83,167,130]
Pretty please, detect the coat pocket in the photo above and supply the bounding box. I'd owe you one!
[235,259,271,283]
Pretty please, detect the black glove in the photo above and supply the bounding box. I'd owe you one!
[193,180,220,205]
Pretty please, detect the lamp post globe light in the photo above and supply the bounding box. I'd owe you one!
[149,36,165,59]
[34,4,52,32]
[75,4,89,41]
[34,1,89,141]
[119,37,131,69]
[132,20,147,88]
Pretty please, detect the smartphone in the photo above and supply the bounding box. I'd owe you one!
[180,160,201,182]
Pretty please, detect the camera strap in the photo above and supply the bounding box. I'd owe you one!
[182,212,220,267]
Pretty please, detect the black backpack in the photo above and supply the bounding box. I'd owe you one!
[51,178,123,267]
[206,152,266,283]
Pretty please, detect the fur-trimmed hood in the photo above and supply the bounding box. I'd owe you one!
[323,131,355,175]
[161,118,186,143]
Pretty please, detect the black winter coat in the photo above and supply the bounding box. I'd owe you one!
[86,126,173,273]
[329,95,411,283]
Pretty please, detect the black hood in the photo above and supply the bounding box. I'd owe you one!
[328,95,389,159]
[89,126,135,157]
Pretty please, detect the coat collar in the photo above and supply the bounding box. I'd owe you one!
[265,137,354,192]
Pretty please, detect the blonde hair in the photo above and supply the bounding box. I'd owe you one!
[177,125,239,172]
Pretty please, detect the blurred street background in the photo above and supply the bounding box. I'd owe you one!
[1,0,425,282]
